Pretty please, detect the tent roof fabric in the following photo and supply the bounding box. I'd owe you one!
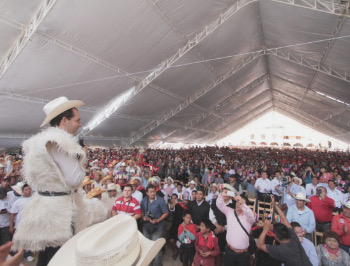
[0,0,349,150]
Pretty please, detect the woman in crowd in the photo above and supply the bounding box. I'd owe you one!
[316,230,350,266]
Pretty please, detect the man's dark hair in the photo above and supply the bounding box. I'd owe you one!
[183,211,192,218]
[196,188,205,194]
[171,193,178,199]
[273,223,290,240]
[123,184,133,191]
[322,230,340,244]
[290,222,301,228]
[200,219,213,229]
[49,108,75,127]
[176,183,183,187]
[146,184,156,192]
[22,183,29,191]
[328,179,335,184]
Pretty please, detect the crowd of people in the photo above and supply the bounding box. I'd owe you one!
[1,145,350,265]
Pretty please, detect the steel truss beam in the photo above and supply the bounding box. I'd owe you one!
[274,99,349,135]
[123,50,265,148]
[269,0,350,18]
[162,74,268,141]
[205,101,273,143]
[83,0,255,137]
[267,49,350,83]
[271,75,350,125]
[0,92,214,135]
[0,0,58,79]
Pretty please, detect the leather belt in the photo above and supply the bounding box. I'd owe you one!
[38,189,78,196]
[227,243,248,253]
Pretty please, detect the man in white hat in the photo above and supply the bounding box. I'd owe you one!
[286,192,315,241]
[12,97,87,266]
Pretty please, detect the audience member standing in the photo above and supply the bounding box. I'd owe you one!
[187,189,210,228]
[332,200,350,254]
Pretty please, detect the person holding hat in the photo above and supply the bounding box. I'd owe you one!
[12,96,87,266]
[227,174,243,196]
[286,192,315,241]
[331,200,350,254]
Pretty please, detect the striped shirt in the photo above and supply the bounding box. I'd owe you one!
[112,196,141,216]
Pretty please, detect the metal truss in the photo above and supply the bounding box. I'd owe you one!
[205,101,273,143]
[162,74,268,141]
[269,0,350,18]
[267,49,350,83]
[123,50,265,148]
[0,0,58,79]
[274,99,349,135]
[81,0,255,137]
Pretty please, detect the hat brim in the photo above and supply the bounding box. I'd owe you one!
[48,224,165,266]
[11,186,23,196]
[41,100,84,127]
[293,196,310,203]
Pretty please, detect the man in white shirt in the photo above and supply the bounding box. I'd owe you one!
[327,180,343,210]
[130,180,143,204]
[306,176,319,198]
[206,183,219,205]
[255,171,272,201]
[186,181,197,200]
[0,187,11,246]
[271,171,283,202]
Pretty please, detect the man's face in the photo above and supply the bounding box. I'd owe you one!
[295,199,305,209]
[211,187,217,193]
[343,207,350,218]
[0,168,4,175]
[329,181,335,190]
[275,172,281,179]
[108,190,117,197]
[293,226,304,242]
[196,191,204,201]
[22,186,32,197]
[123,186,132,198]
[177,185,182,192]
[312,177,318,185]
[62,108,82,135]
[262,173,267,179]
[147,188,156,200]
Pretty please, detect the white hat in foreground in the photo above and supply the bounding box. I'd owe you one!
[342,200,350,209]
[11,182,25,196]
[49,214,165,266]
[293,192,310,203]
[41,96,84,127]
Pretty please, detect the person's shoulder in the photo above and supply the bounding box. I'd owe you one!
[302,237,315,249]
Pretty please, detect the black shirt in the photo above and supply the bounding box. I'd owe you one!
[187,200,209,225]
[266,228,312,266]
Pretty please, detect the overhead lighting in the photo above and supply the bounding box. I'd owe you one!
[80,87,134,136]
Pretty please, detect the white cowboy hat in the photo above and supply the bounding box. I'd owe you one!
[210,183,218,188]
[223,184,238,194]
[41,96,84,127]
[107,183,117,191]
[48,214,165,266]
[293,192,310,203]
[188,180,196,185]
[293,176,303,186]
[11,182,25,196]
[166,176,174,183]
[89,159,99,166]
[342,200,350,209]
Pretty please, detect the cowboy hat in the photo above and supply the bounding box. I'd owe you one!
[188,180,196,185]
[89,159,99,167]
[293,176,303,186]
[166,177,174,183]
[107,183,117,191]
[41,96,84,127]
[210,183,218,188]
[11,182,25,196]
[90,166,100,171]
[86,187,105,199]
[293,192,311,203]
[341,200,350,209]
[82,177,93,187]
[48,214,165,266]
[102,175,113,185]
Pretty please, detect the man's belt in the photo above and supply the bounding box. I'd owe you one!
[38,190,78,196]
[227,243,248,253]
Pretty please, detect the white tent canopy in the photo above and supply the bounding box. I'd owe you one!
[0,0,349,150]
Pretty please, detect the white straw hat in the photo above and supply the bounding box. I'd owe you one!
[11,182,25,196]
[293,192,310,203]
[41,96,84,127]
[342,200,350,209]
[49,214,165,266]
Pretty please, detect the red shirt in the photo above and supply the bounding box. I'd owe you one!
[332,214,350,246]
[307,196,334,223]
[112,196,141,216]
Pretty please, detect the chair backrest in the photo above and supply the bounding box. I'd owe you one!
[313,231,323,246]
[247,197,256,212]
[257,200,273,220]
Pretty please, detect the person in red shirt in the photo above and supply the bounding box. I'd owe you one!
[308,186,335,232]
[332,201,350,254]
[112,184,141,219]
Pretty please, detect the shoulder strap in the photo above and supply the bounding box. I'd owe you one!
[234,210,250,237]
